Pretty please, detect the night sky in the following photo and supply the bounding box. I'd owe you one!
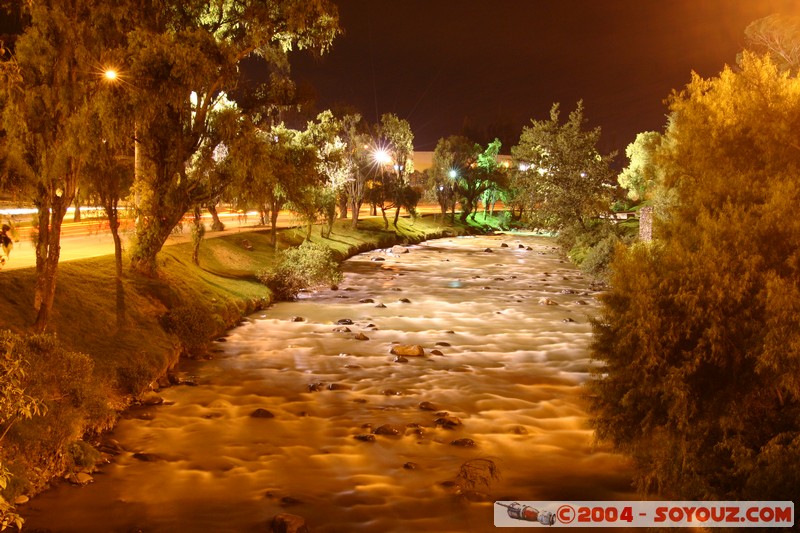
[291,0,800,157]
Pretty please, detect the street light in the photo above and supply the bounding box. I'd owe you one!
[373,148,391,165]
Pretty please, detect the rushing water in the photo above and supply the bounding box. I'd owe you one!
[23,234,634,533]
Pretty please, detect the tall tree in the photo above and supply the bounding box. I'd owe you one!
[591,53,800,499]
[124,0,339,275]
[511,101,616,231]
[617,131,663,202]
[0,1,126,331]
[375,113,416,228]
[744,14,800,73]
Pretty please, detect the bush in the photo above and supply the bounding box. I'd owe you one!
[1,331,113,498]
[590,55,800,499]
[161,304,218,357]
[257,240,343,301]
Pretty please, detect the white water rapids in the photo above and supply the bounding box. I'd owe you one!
[24,234,635,532]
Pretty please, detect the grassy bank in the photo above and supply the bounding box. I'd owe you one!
[0,214,490,509]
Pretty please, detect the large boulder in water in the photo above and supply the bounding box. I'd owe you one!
[390,345,425,357]
[270,513,310,533]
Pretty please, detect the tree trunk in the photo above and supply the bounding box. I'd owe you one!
[350,198,362,229]
[103,200,126,329]
[380,205,389,229]
[33,190,74,332]
[270,199,280,249]
[208,204,225,231]
[393,206,401,227]
[338,193,348,219]
[191,206,203,265]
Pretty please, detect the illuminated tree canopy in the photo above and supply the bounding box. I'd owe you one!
[591,53,800,499]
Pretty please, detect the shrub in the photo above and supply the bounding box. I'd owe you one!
[257,240,343,301]
[161,304,218,357]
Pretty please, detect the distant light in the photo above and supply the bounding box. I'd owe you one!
[104,69,118,81]
[519,163,530,172]
[580,172,587,178]
[448,169,457,179]
[374,149,391,164]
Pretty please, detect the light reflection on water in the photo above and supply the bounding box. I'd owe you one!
[23,234,634,533]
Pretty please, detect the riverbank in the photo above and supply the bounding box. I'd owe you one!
[0,214,489,515]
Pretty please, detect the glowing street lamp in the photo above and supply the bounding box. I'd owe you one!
[104,69,118,81]
[373,148,391,165]
[448,169,458,179]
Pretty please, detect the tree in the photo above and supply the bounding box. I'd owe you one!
[124,0,339,275]
[429,135,474,220]
[511,101,616,231]
[590,53,800,500]
[0,1,126,331]
[456,138,507,223]
[744,14,800,73]
[617,131,663,202]
[374,113,416,228]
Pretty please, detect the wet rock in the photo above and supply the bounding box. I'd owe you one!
[336,318,354,325]
[344,364,362,369]
[450,438,477,448]
[538,297,558,306]
[440,480,458,488]
[333,326,351,333]
[307,382,325,392]
[359,298,375,304]
[67,472,94,485]
[215,337,228,342]
[97,439,124,455]
[291,316,305,322]
[403,462,419,470]
[562,318,576,323]
[382,389,402,396]
[526,246,533,250]
[139,392,164,406]
[445,330,455,334]
[518,244,525,249]
[435,341,451,347]
[398,298,412,303]
[354,332,369,341]
[484,248,493,253]
[501,243,509,248]
[559,289,577,294]
[373,424,402,436]
[280,496,303,507]
[418,401,439,411]
[510,425,529,435]
[250,408,275,418]
[353,398,368,404]
[430,349,444,356]
[374,303,387,308]
[391,245,409,254]
[576,300,588,305]
[13,495,28,505]
[435,415,463,429]
[361,423,373,429]
[371,257,385,262]
[393,356,408,363]
[328,383,352,391]
[390,345,425,357]
[354,434,376,442]
[270,513,310,533]
[132,452,163,462]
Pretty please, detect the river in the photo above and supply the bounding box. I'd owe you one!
[23,233,634,533]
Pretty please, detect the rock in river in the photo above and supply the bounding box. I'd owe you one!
[390,344,425,357]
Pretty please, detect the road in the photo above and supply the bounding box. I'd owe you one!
[1,206,449,271]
